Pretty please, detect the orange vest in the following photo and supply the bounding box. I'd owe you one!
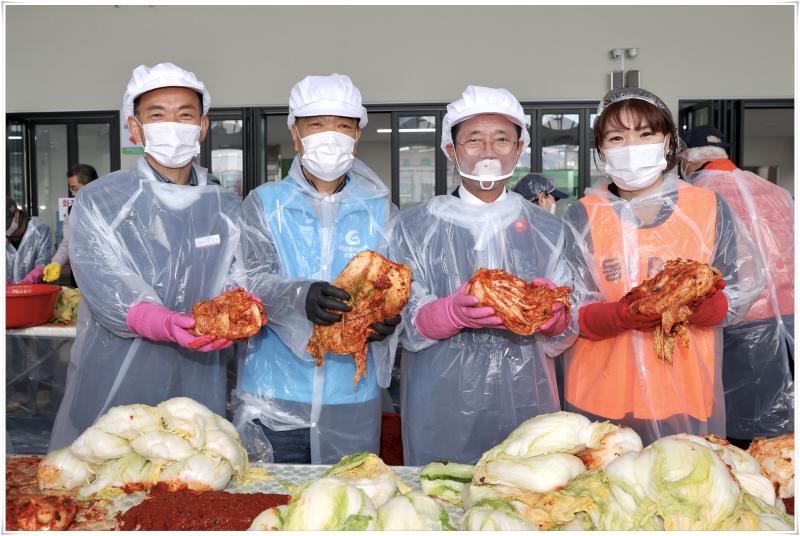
[566,181,719,421]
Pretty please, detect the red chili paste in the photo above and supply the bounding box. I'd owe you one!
[118,487,290,531]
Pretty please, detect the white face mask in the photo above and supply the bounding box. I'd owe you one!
[548,203,557,215]
[602,141,668,191]
[454,155,515,191]
[297,129,357,182]
[140,121,202,168]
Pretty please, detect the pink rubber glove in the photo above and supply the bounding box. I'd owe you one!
[19,265,45,284]
[414,282,504,340]
[242,290,268,326]
[126,301,233,352]
[531,278,571,337]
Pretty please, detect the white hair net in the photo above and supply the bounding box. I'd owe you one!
[287,74,368,129]
[123,62,211,118]
[441,85,530,159]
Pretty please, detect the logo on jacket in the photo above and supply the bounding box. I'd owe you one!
[602,257,622,282]
[345,230,361,247]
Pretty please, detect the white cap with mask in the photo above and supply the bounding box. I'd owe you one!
[287,74,368,182]
[442,86,530,190]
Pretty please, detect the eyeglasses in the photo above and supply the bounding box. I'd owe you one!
[68,186,79,195]
[458,137,520,157]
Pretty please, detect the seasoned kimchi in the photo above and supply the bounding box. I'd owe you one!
[466,268,571,336]
[307,250,412,386]
[625,258,725,364]
[190,288,266,341]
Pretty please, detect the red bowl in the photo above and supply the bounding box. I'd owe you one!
[6,284,62,329]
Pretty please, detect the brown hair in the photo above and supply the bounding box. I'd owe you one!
[593,98,680,172]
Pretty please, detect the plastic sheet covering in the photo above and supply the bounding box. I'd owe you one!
[49,157,241,451]
[386,190,580,466]
[233,156,398,464]
[6,217,52,283]
[690,165,794,439]
[562,175,764,445]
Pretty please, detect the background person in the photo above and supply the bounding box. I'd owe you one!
[6,197,51,284]
[680,125,794,448]
[43,164,98,285]
[513,172,569,213]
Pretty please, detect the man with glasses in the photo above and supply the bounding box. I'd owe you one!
[387,86,579,465]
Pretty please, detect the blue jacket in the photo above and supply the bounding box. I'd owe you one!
[238,157,395,405]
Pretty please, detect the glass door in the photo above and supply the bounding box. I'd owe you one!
[6,113,119,246]
[201,112,244,198]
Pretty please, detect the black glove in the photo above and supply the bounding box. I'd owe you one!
[367,315,402,342]
[305,282,351,326]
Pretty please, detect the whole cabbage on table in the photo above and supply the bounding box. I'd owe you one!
[36,397,247,496]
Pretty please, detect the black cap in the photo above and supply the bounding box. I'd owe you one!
[682,125,730,149]
[513,173,570,201]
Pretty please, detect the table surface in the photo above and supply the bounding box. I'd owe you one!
[6,456,465,530]
[6,323,76,338]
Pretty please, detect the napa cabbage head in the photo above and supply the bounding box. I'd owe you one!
[280,477,377,530]
[77,452,160,499]
[322,451,407,508]
[475,412,593,470]
[70,427,132,464]
[647,436,741,530]
[474,452,585,493]
[93,404,161,440]
[375,490,454,530]
[37,447,94,490]
[462,499,536,531]
[158,452,233,491]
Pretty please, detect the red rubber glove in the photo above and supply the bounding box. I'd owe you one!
[531,278,571,337]
[689,291,728,327]
[415,282,504,340]
[579,300,662,341]
[19,265,45,284]
[126,301,233,352]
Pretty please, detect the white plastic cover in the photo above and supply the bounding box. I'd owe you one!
[6,217,52,283]
[49,157,241,452]
[689,165,794,439]
[233,156,398,464]
[562,175,764,445]
[386,190,580,466]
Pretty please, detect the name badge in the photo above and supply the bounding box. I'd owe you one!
[195,234,221,248]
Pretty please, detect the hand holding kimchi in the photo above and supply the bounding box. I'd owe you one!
[624,259,725,364]
[466,268,572,336]
[307,251,412,387]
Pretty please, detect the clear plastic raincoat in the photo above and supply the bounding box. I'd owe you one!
[387,190,579,466]
[689,160,794,439]
[563,175,764,445]
[6,217,52,283]
[49,157,241,451]
[233,156,398,464]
